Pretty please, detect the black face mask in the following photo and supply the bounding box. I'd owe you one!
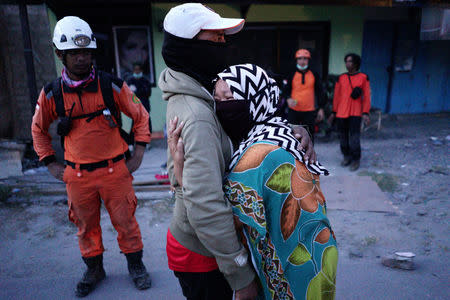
[162,31,237,92]
[215,100,253,148]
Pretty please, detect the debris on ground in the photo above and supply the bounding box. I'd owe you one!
[381,252,416,270]
[429,136,443,146]
[349,250,364,258]
[423,165,448,176]
[417,210,427,216]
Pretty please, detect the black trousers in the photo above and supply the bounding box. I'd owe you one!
[174,270,233,300]
[336,117,362,161]
[287,109,316,143]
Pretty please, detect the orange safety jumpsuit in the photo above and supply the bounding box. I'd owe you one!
[31,73,151,258]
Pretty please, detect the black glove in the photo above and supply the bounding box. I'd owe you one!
[57,117,72,136]
[57,102,75,137]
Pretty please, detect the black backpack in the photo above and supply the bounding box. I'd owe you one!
[47,71,134,149]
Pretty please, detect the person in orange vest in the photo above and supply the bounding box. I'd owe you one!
[331,53,371,171]
[284,49,327,143]
[31,16,151,297]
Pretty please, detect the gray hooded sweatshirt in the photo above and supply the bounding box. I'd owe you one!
[159,68,255,290]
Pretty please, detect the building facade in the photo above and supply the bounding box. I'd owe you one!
[1,1,448,141]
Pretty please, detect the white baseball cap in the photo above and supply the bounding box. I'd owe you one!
[163,3,245,39]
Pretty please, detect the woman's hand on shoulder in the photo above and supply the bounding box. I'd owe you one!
[291,125,317,163]
[168,116,185,186]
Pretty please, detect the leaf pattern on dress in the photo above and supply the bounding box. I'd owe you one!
[306,246,338,300]
[314,228,331,244]
[280,160,328,242]
[290,160,325,212]
[266,163,294,194]
[280,194,300,240]
[234,144,278,172]
[225,146,338,299]
[288,243,311,266]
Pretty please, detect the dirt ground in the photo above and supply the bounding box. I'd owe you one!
[317,113,449,300]
[320,113,449,256]
[0,113,448,299]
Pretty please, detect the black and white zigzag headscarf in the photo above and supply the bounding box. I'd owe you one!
[217,64,329,176]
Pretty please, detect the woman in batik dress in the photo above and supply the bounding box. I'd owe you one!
[168,64,338,300]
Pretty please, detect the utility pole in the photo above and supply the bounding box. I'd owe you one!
[18,2,38,112]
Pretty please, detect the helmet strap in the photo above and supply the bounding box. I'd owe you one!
[61,51,67,66]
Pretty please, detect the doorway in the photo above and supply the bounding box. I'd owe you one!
[228,22,330,83]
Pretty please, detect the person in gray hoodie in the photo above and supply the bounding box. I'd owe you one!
[159,4,316,300]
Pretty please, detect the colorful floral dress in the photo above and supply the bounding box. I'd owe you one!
[224,142,338,300]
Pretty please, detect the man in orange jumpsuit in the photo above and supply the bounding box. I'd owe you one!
[285,49,327,143]
[31,16,151,297]
[331,53,371,171]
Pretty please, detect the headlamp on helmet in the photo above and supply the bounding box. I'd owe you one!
[73,34,91,47]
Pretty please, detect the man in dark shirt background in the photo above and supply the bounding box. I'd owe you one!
[127,63,152,133]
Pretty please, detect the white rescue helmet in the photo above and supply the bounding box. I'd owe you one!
[53,16,97,50]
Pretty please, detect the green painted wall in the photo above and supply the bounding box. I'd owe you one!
[149,4,170,134]
[46,6,64,76]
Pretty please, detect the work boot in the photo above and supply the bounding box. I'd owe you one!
[349,160,360,171]
[340,156,352,167]
[125,250,151,290]
[75,254,106,298]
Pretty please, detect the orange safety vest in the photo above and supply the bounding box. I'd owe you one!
[290,70,316,112]
[32,75,150,164]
